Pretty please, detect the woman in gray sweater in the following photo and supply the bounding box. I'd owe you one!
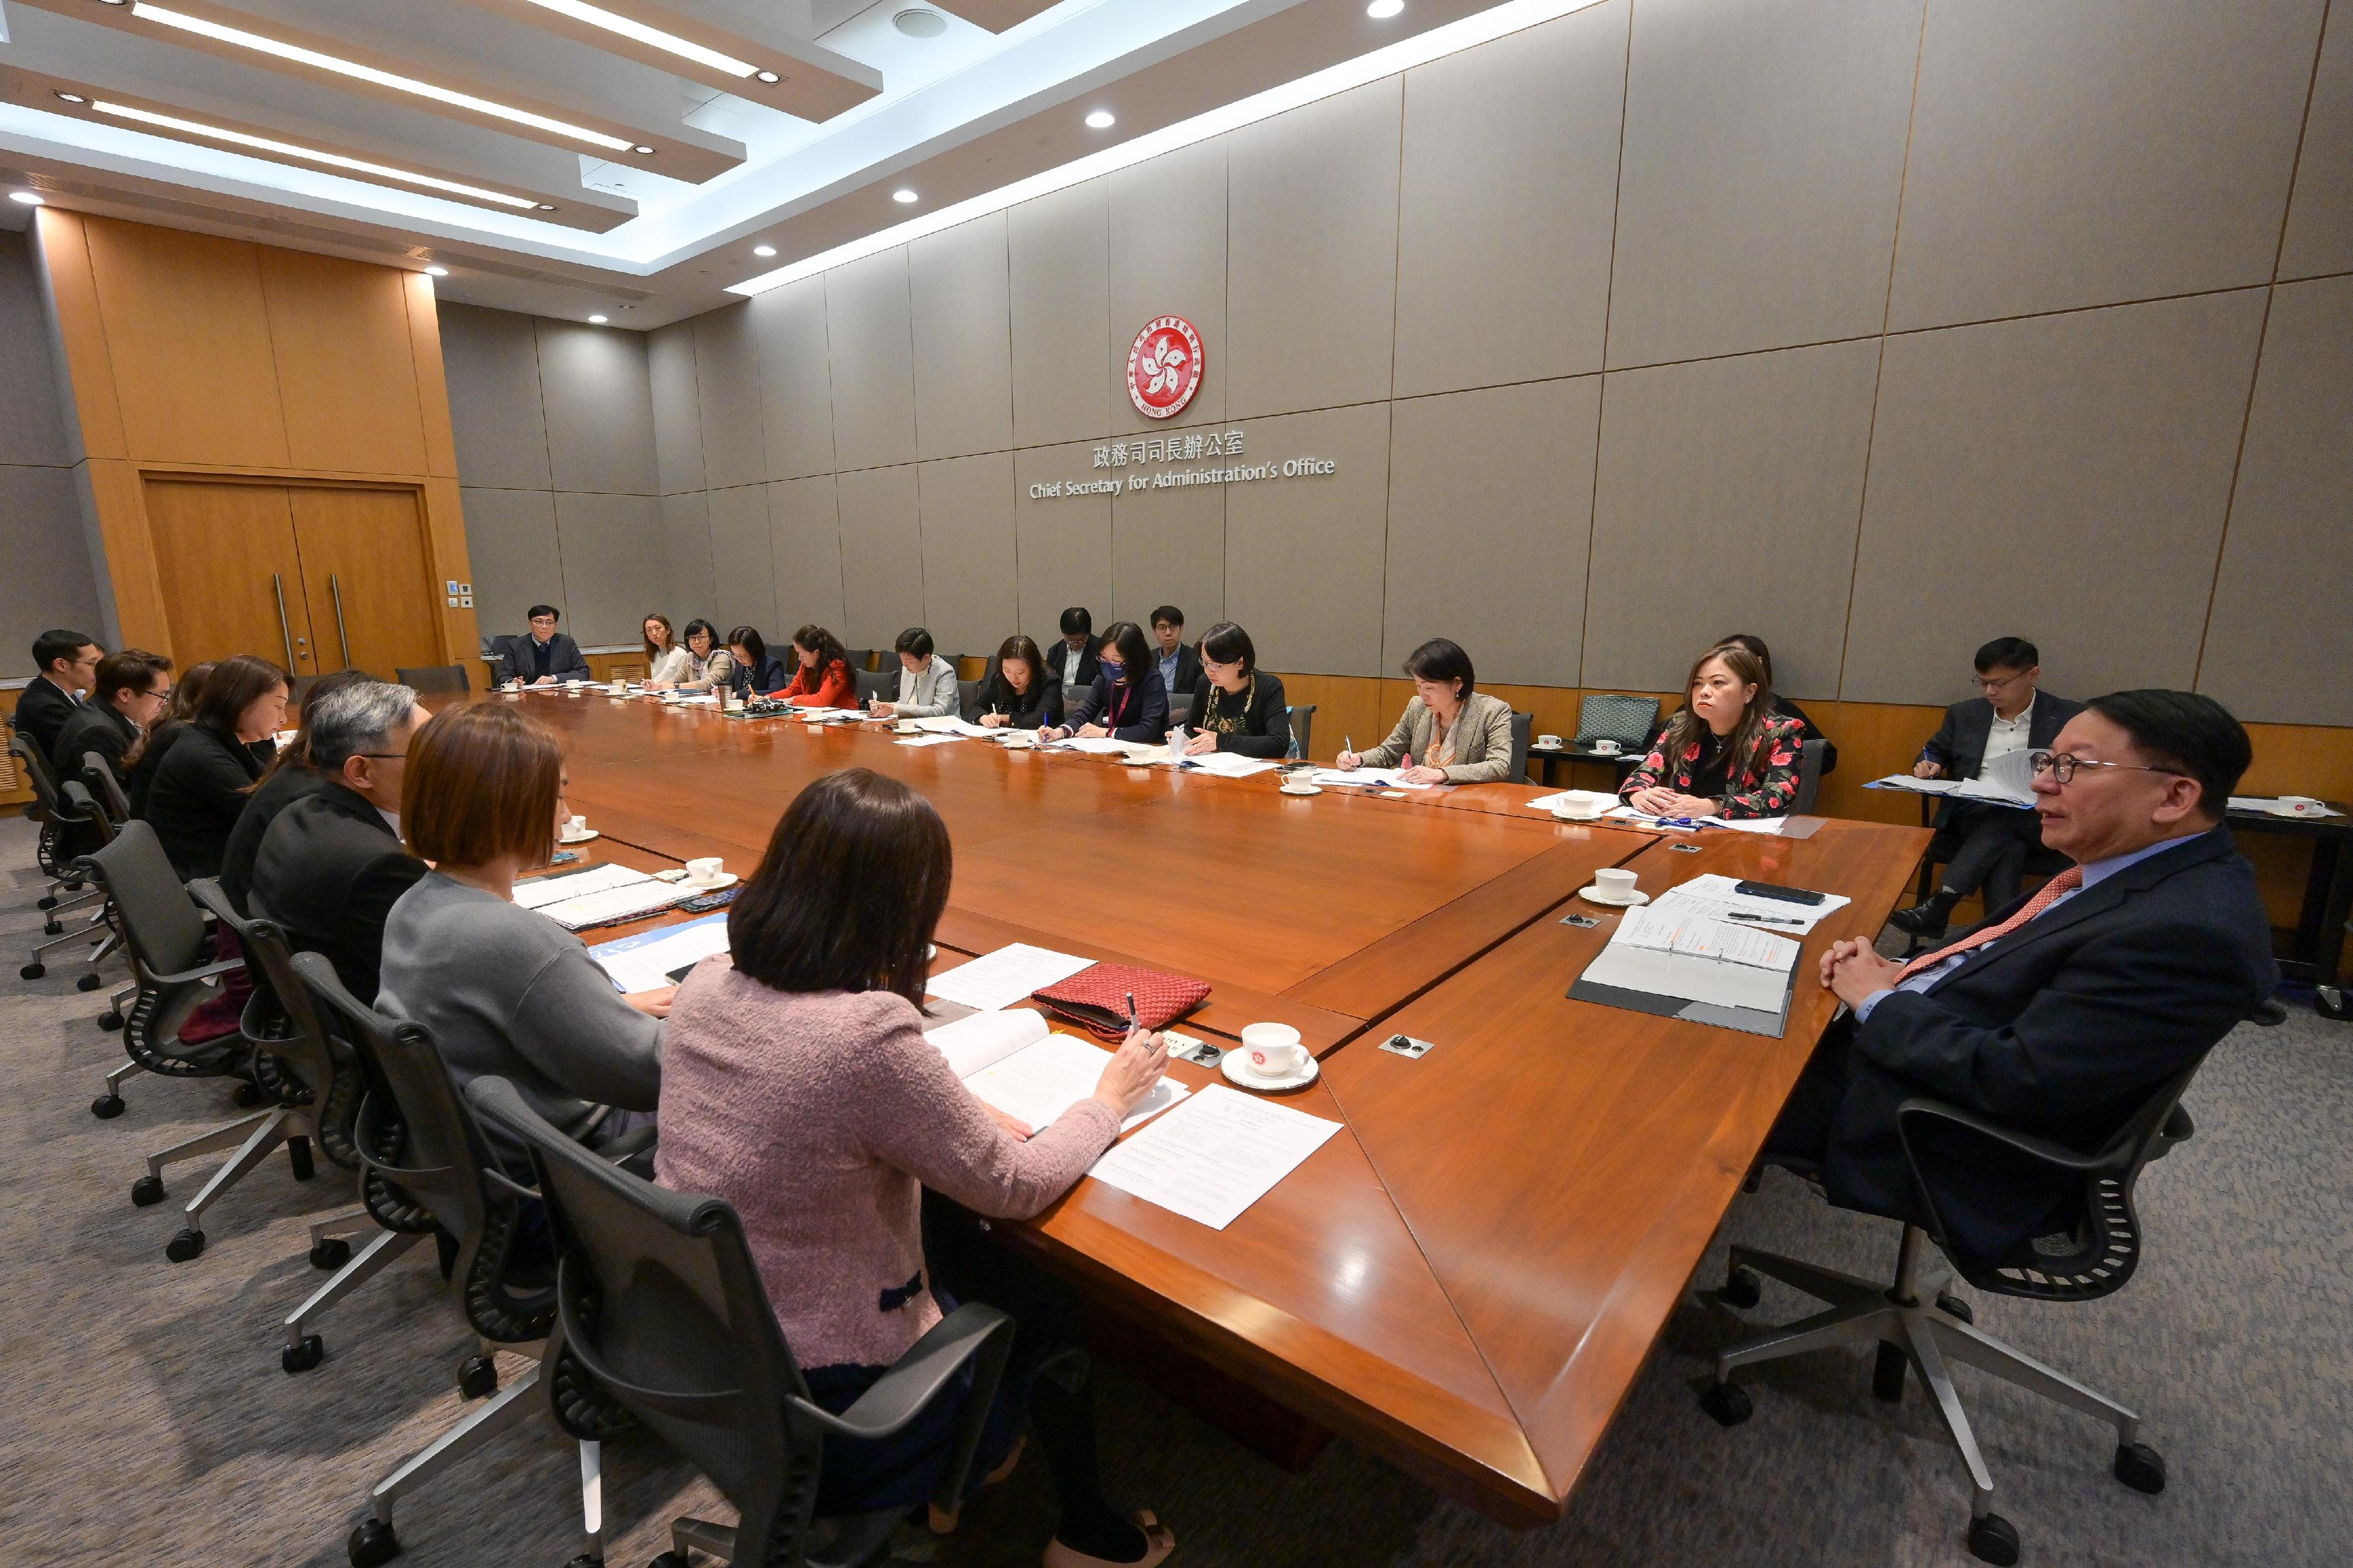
[376,703,668,1144]
[866,625,961,719]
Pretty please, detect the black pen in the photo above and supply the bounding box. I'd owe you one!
[1727,912,1805,928]
[1125,990,1140,1036]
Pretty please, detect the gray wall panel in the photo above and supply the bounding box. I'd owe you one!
[0,465,102,677]
[692,305,769,491]
[2279,8,2353,281]
[439,303,551,491]
[705,483,780,636]
[1889,0,2324,331]
[826,251,919,472]
[2197,276,2353,724]
[552,492,664,648]
[1383,378,1600,689]
[537,322,657,496]
[751,278,835,481]
[1226,79,1402,421]
[1224,405,1391,678]
[649,321,705,496]
[1606,0,1920,369]
[918,452,1019,659]
[0,231,71,468]
[459,486,562,637]
[1013,443,1112,649]
[1009,178,1112,450]
[835,465,925,648]
[1845,291,2269,704]
[1393,2,1626,398]
[1112,447,1224,634]
[1107,139,1226,436]
[910,215,1015,462]
[770,475,845,638]
[1585,341,1879,697]
[659,491,716,623]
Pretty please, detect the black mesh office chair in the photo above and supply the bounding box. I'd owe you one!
[467,1075,1016,1568]
[22,780,123,987]
[1790,738,1828,815]
[292,954,616,1568]
[853,668,895,708]
[10,729,84,890]
[1285,704,1316,761]
[396,663,470,695]
[956,678,981,718]
[1699,1000,2285,1564]
[72,758,144,1029]
[1508,710,1534,786]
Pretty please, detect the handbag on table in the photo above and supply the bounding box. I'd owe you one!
[1032,962,1211,1040]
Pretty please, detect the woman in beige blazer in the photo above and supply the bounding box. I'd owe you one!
[1338,638,1517,785]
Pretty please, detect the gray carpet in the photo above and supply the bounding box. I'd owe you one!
[1,810,2346,1568]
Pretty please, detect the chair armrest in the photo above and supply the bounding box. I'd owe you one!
[1895,1095,2128,1175]
[787,1302,1014,1442]
[595,1126,658,1165]
[146,954,247,988]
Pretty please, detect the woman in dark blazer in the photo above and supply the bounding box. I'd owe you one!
[965,635,1062,729]
[1181,622,1290,759]
[726,626,792,699]
[141,654,290,880]
[1043,621,1168,745]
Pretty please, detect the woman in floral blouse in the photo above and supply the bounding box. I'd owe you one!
[1620,643,1804,819]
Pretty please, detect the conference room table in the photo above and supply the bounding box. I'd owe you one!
[489,688,1927,1527]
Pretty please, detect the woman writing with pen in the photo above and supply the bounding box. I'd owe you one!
[1335,638,1514,785]
[1619,642,1802,820]
[1042,620,1169,745]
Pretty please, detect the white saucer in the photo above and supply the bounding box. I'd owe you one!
[1222,1050,1319,1092]
[1577,885,1648,908]
[1278,783,1322,797]
[679,872,736,893]
[558,829,600,845]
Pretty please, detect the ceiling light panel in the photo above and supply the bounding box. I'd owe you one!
[472,0,881,119]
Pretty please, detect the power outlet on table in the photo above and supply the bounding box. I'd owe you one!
[1379,1033,1437,1059]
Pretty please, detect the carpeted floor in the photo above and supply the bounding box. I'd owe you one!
[1,810,2346,1568]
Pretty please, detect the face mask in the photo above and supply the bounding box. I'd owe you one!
[1099,655,1123,675]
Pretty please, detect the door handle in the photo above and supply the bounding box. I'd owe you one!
[271,573,298,668]
[329,573,352,668]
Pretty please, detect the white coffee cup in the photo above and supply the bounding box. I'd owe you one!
[608,679,626,695]
[1537,734,1562,748]
[1240,1022,1306,1077]
[565,814,588,838]
[1552,793,1604,821]
[1592,867,1638,899]
[1591,738,1621,755]
[685,856,724,886]
[1279,778,1320,796]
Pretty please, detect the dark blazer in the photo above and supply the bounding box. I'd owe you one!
[125,722,191,820]
[15,676,82,758]
[965,666,1062,729]
[1919,690,2082,829]
[50,700,138,785]
[1187,672,1291,759]
[1043,634,1102,692]
[1066,668,1169,744]
[1821,828,2276,1261]
[219,765,330,916]
[729,654,792,699]
[251,782,426,1004]
[141,723,268,881]
[1156,642,1204,698]
[494,631,591,683]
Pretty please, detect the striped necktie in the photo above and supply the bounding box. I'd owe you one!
[1895,866,2084,982]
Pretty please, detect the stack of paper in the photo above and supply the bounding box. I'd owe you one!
[1176,752,1281,779]
[514,861,644,911]
[925,1009,1189,1134]
[1645,873,1849,934]
[1308,767,1432,790]
[895,735,961,748]
[926,943,1096,1012]
[1088,1086,1342,1230]
[588,912,731,992]
[915,716,998,737]
[1615,903,1801,969]
[1052,736,1136,756]
[535,878,689,932]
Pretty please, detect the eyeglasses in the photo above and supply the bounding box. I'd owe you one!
[2027,750,2188,785]
[1978,670,2029,693]
[358,752,407,761]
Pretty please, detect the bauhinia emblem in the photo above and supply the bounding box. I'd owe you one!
[1125,315,1204,421]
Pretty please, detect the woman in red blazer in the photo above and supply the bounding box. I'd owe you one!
[779,624,858,709]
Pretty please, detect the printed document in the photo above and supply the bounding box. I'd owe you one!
[1648,873,1849,934]
[589,913,731,993]
[1177,752,1281,779]
[1308,767,1432,790]
[926,942,1096,1012]
[1087,1085,1342,1230]
[514,861,646,911]
[928,1012,1187,1134]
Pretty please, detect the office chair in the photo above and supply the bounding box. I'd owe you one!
[11,732,104,920]
[1508,710,1534,786]
[74,820,254,1123]
[844,648,875,672]
[1790,738,1828,815]
[1168,689,1194,729]
[853,668,896,707]
[1574,693,1660,752]
[468,1073,1017,1568]
[74,758,143,1029]
[396,663,470,695]
[1285,703,1316,761]
[1699,1001,2284,1564]
[956,679,981,718]
[21,782,122,986]
[291,954,618,1568]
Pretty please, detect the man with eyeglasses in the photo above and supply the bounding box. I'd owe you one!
[1767,689,2276,1263]
[1890,636,2083,938]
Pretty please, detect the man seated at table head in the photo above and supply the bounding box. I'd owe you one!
[17,627,104,758]
[249,680,431,1003]
[1149,605,1202,701]
[1781,689,2277,1262]
[1891,636,2084,938]
[498,604,591,686]
[1051,606,1101,692]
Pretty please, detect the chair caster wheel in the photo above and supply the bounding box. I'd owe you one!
[1967,1511,2019,1565]
[283,1335,325,1374]
[232,1082,266,1107]
[100,1011,123,1031]
[92,1093,125,1119]
[1699,1380,1752,1427]
[166,1228,206,1263]
[1937,1291,1974,1325]
[311,1237,352,1270]
[38,894,57,911]
[43,919,64,936]
[1872,1341,1908,1402]
[2114,1440,2166,1494]
[348,1517,400,1567]
[76,972,102,992]
[2318,986,2348,1021]
[131,1174,166,1206]
[1719,1265,1761,1309]
[20,963,44,980]
[457,1354,499,1400]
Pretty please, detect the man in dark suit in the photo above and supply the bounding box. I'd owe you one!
[1771,689,2277,1262]
[51,650,171,785]
[1891,636,2084,937]
[15,628,103,757]
[249,679,429,1003]
[494,605,591,686]
[1049,605,1103,692]
[1150,605,1204,710]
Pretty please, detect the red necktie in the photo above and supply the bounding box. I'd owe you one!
[1896,866,2084,982]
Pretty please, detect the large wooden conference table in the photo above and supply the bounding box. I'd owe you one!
[501,689,1927,1527]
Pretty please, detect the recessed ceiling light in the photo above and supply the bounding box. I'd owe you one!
[632,145,655,155]
[755,71,779,84]
[132,4,637,152]
[1368,0,1405,15]
[752,243,776,257]
[892,9,947,38]
[8,191,44,205]
[90,99,544,209]
[516,0,759,78]
[537,202,557,210]
[892,188,917,203]
[588,314,608,323]
[424,265,449,276]
[1085,110,1115,130]
[54,91,89,105]
[98,0,129,6]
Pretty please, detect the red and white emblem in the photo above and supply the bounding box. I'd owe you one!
[1126,315,1204,421]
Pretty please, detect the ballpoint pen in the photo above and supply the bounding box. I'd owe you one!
[1125,990,1140,1037]
[1727,912,1805,927]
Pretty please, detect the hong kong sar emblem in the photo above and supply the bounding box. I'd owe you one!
[1125,315,1204,421]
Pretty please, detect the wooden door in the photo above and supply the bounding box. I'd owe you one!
[286,486,442,676]
[141,479,321,672]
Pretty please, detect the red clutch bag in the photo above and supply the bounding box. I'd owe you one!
[1032,963,1211,1039]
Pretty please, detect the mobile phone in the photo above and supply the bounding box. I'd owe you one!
[1735,879,1826,906]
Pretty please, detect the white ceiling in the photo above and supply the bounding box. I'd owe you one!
[0,0,1509,326]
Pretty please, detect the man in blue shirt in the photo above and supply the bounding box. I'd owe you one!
[1149,605,1201,707]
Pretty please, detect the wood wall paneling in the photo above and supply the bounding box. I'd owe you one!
[288,485,442,674]
[404,273,461,480]
[419,475,480,662]
[28,210,126,462]
[141,479,311,669]
[258,247,429,476]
